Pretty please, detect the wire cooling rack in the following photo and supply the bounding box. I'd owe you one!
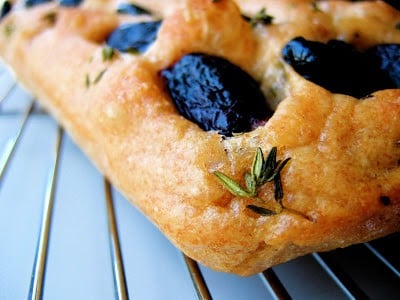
[0,63,399,300]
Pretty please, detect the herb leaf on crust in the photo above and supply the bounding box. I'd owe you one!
[214,147,290,215]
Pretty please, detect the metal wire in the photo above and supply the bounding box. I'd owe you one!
[182,254,212,300]
[312,253,369,300]
[0,81,16,106]
[28,126,63,300]
[0,100,34,183]
[103,179,129,300]
[364,242,400,279]
[261,269,292,300]
[0,66,399,300]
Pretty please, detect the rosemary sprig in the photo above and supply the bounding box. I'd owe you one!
[214,147,290,215]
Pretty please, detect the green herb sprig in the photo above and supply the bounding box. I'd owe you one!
[85,69,107,88]
[41,11,57,25]
[4,23,14,37]
[102,46,115,61]
[214,147,290,216]
[250,8,274,27]
[311,1,322,12]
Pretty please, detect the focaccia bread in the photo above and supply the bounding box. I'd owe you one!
[0,0,399,275]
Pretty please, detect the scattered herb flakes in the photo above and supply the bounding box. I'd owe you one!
[380,196,391,206]
[214,147,290,216]
[250,7,274,27]
[246,205,276,216]
[85,69,107,88]
[42,11,57,25]
[102,46,115,61]
[85,73,90,88]
[4,23,14,37]
[93,69,107,84]
[311,1,322,12]
[127,48,140,55]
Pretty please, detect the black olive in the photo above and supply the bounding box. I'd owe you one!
[161,53,272,136]
[282,37,392,98]
[0,0,11,20]
[106,21,161,53]
[116,3,151,16]
[59,0,82,7]
[367,44,400,88]
[25,0,53,7]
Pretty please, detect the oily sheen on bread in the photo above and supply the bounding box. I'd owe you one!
[0,0,399,275]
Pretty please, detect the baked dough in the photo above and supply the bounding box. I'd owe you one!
[0,0,399,275]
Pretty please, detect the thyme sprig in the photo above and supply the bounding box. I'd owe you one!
[102,46,115,61]
[214,147,290,216]
[250,8,274,27]
[3,23,14,37]
[41,11,57,25]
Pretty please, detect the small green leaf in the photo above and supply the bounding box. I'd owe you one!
[246,205,276,216]
[265,146,277,170]
[102,46,115,61]
[244,172,256,196]
[85,74,90,88]
[41,11,57,25]
[273,173,283,202]
[214,171,252,198]
[4,23,14,37]
[93,69,107,85]
[311,1,321,12]
[250,7,274,27]
[214,147,291,217]
[251,147,264,180]
[266,157,291,182]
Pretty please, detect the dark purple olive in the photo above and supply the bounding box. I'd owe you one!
[59,0,82,7]
[116,3,151,16]
[25,0,52,7]
[367,44,400,88]
[106,21,161,53]
[161,53,272,136]
[0,0,11,19]
[282,37,393,98]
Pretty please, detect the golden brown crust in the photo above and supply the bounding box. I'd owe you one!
[1,0,400,275]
